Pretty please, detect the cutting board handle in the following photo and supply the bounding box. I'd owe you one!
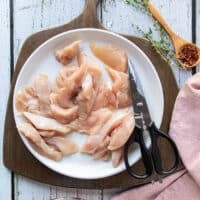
[85,0,99,14]
[75,0,103,28]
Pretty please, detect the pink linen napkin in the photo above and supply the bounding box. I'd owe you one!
[112,73,200,200]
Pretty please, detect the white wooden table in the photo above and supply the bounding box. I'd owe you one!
[1,0,200,199]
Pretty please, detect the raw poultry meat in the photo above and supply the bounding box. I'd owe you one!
[45,136,79,156]
[23,112,71,134]
[111,147,124,167]
[18,123,62,161]
[69,108,113,135]
[15,40,135,166]
[92,82,117,110]
[15,89,39,113]
[108,112,135,150]
[51,62,87,108]
[76,73,97,119]
[50,104,78,124]
[33,74,52,117]
[81,111,134,167]
[106,66,132,108]
[77,52,102,88]
[55,40,81,65]
[90,42,128,72]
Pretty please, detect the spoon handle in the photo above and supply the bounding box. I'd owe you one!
[148,1,177,40]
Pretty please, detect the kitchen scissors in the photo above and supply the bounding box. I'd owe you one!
[124,60,179,179]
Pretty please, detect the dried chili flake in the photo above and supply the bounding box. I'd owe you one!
[178,44,199,67]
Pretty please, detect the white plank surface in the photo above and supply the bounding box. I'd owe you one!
[13,1,101,200]
[0,0,196,199]
[101,0,192,197]
[0,0,12,199]
[101,0,192,88]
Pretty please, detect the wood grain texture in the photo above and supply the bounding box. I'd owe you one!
[4,0,180,194]
[101,0,192,88]
[13,0,101,200]
[101,0,192,198]
[1,0,195,199]
[0,0,12,199]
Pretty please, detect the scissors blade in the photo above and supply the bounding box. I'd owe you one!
[128,60,151,126]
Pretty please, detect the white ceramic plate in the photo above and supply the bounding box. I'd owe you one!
[13,28,164,179]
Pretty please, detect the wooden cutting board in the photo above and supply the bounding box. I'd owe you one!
[3,0,181,189]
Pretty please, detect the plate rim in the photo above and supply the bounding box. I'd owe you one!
[13,28,164,179]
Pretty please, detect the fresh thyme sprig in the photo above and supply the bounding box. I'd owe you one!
[126,0,148,10]
[125,0,180,68]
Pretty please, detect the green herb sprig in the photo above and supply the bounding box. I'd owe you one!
[126,0,180,68]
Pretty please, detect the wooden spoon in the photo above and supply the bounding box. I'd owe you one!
[148,1,200,68]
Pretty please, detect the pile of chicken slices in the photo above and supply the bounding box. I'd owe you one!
[15,40,135,167]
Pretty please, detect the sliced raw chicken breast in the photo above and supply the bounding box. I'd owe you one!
[55,65,78,88]
[18,123,62,161]
[38,130,55,137]
[69,108,112,135]
[92,136,110,160]
[45,137,79,156]
[101,151,111,161]
[108,113,135,150]
[81,111,131,154]
[34,74,52,117]
[50,104,78,124]
[81,134,101,154]
[52,62,87,108]
[34,74,51,104]
[77,52,102,88]
[92,82,117,110]
[111,147,124,167]
[55,40,81,65]
[76,73,97,119]
[106,66,132,108]
[23,112,71,134]
[90,43,128,72]
[99,111,131,139]
[15,89,40,113]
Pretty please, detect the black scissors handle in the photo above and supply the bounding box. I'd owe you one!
[149,122,179,175]
[124,125,153,179]
[124,123,179,179]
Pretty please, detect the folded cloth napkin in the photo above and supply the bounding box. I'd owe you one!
[112,73,200,200]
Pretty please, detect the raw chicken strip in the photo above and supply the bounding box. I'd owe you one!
[78,52,102,88]
[34,74,51,104]
[34,74,52,117]
[39,130,55,137]
[18,123,62,161]
[52,62,87,108]
[81,111,130,153]
[92,136,110,160]
[92,83,117,110]
[69,108,112,135]
[99,111,131,139]
[101,151,111,161]
[108,113,135,150]
[25,87,36,97]
[23,112,71,134]
[76,73,97,119]
[55,40,81,65]
[81,134,101,154]
[111,147,124,167]
[106,66,132,108]
[56,66,78,88]
[50,104,78,124]
[45,137,79,156]
[90,43,128,72]
[15,90,39,113]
